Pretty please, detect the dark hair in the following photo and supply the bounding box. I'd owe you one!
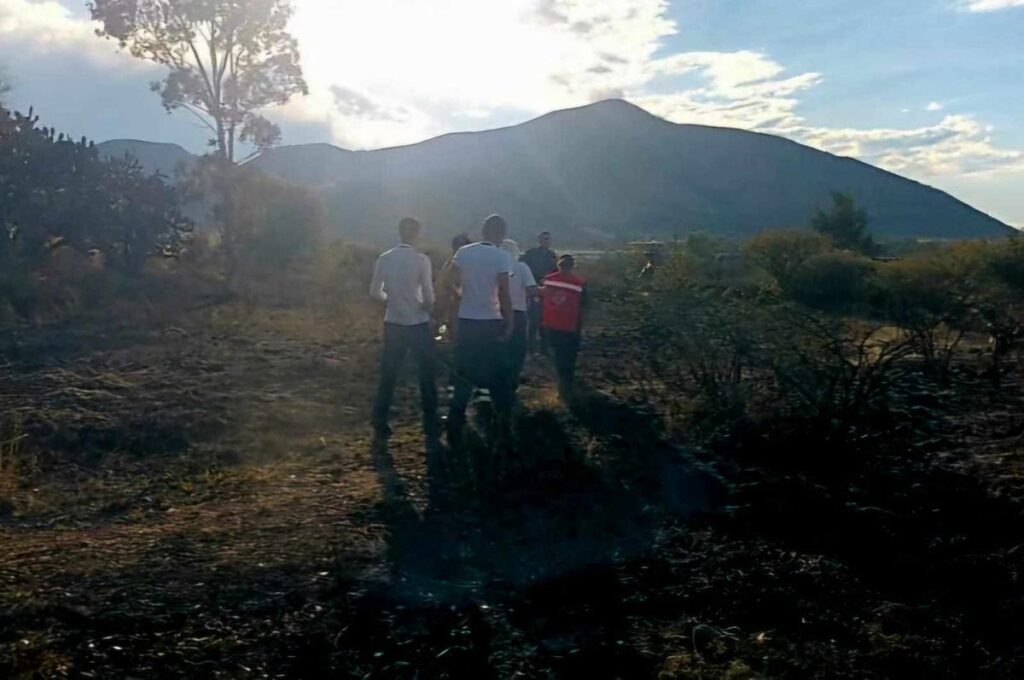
[558,254,575,268]
[482,214,507,240]
[451,233,471,252]
[539,231,551,238]
[398,217,421,241]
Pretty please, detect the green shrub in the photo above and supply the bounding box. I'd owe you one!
[785,251,874,313]
[309,240,377,309]
[985,236,1024,293]
[745,228,832,291]
[0,107,191,273]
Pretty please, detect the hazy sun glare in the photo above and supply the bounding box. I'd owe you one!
[284,0,672,147]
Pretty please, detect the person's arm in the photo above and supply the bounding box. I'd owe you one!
[497,272,513,339]
[447,263,462,301]
[420,255,435,315]
[520,263,538,301]
[369,256,386,304]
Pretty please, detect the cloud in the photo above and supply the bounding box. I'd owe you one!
[637,51,822,130]
[0,0,149,70]
[275,0,1022,182]
[960,0,1024,12]
[330,87,408,123]
[282,0,675,146]
[781,116,1024,176]
[1,0,1019,189]
[635,53,1020,177]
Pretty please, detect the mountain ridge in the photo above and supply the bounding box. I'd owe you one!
[99,99,1013,243]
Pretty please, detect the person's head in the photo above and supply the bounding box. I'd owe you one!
[482,214,507,244]
[398,217,421,245]
[451,233,471,254]
[500,238,520,260]
[557,254,575,273]
[538,231,552,249]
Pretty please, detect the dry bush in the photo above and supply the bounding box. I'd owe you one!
[629,282,768,440]
[874,241,994,378]
[308,240,377,311]
[784,250,875,313]
[627,271,916,457]
[745,228,831,291]
[763,310,915,450]
[220,169,327,305]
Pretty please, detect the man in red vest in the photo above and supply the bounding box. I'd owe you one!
[540,254,586,401]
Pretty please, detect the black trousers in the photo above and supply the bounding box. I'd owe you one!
[509,311,528,389]
[547,329,580,393]
[371,322,438,435]
[527,299,544,351]
[449,319,512,427]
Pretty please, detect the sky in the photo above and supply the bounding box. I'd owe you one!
[0,0,1021,226]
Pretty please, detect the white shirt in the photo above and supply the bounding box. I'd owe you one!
[369,244,435,326]
[510,261,537,312]
[453,241,513,320]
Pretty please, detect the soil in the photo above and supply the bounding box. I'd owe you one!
[2,302,1024,679]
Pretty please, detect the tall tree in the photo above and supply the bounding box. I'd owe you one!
[812,192,878,255]
[89,0,307,163]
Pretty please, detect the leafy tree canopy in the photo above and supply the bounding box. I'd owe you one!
[812,192,878,255]
[0,107,191,271]
[89,0,307,162]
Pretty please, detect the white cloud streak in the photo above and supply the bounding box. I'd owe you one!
[961,0,1024,12]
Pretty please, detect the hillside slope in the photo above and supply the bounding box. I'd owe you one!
[104,100,1013,243]
[97,139,196,179]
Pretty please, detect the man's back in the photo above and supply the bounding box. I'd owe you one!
[370,244,433,326]
[541,270,586,333]
[453,241,512,320]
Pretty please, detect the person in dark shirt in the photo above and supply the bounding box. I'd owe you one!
[520,231,558,353]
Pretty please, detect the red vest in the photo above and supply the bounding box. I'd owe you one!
[541,272,585,333]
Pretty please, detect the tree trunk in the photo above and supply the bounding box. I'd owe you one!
[216,122,228,162]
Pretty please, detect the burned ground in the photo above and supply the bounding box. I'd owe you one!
[2,300,1024,679]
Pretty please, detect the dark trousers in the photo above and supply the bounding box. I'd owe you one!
[449,319,512,428]
[547,329,580,395]
[509,311,528,389]
[371,322,438,435]
[527,299,544,352]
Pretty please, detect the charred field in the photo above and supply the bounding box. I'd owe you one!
[2,289,1024,680]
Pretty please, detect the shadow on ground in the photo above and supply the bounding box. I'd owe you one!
[314,392,725,679]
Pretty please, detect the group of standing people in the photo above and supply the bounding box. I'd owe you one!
[368,214,585,447]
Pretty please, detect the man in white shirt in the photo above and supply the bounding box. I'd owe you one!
[501,239,537,391]
[369,218,438,442]
[446,214,514,439]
